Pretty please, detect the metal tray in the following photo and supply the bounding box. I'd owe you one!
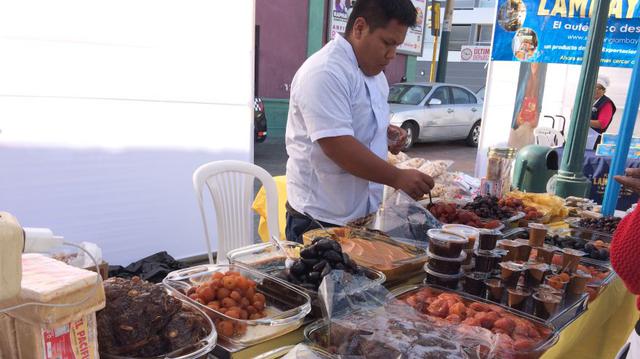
[564,217,615,242]
[305,284,559,358]
[226,242,386,318]
[388,284,559,355]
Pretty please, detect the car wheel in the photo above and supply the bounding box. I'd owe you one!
[466,121,481,147]
[401,122,418,151]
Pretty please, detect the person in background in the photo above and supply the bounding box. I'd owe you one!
[589,76,617,149]
[611,168,640,359]
[284,0,434,243]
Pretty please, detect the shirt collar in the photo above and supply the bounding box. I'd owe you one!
[335,34,359,68]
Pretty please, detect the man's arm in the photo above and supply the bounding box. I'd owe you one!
[317,135,434,199]
[591,102,614,129]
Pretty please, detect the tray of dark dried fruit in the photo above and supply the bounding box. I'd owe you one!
[163,263,311,347]
[98,277,217,359]
[464,195,526,229]
[384,284,559,358]
[226,240,385,318]
[565,216,620,239]
[302,227,428,283]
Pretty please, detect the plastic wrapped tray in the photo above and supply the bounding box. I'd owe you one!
[163,263,311,347]
[564,218,614,242]
[100,287,217,359]
[388,284,559,358]
[226,242,385,318]
[302,227,427,283]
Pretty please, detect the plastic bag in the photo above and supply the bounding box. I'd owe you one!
[280,344,331,359]
[358,189,441,245]
[417,160,454,179]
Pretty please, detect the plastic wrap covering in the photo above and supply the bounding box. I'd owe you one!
[349,189,441,245]
[304,271,558,359]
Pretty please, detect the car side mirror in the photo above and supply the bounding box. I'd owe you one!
[428,98,442,105]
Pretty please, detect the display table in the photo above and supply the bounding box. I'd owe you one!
[556,148,640,210]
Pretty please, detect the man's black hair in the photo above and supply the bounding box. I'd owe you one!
[344,0,417,36]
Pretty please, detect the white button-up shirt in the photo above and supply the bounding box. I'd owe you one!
[285,34,390,225]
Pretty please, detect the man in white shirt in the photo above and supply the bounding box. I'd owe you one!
[285,0,434,243]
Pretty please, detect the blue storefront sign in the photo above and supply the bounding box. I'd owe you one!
[492,0,640,67]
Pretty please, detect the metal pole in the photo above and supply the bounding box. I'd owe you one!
[553,0,612,198]
[435,0,454,82]
[430,34,439,81]
[601,41,640,214]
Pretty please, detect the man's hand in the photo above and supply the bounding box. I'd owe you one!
[615,168,640,195]
[387,125,408,155]
[391,169,435,200]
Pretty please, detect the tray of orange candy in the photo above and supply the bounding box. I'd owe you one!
[391,284,559,358]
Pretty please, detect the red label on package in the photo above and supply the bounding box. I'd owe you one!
[41,314,97,359]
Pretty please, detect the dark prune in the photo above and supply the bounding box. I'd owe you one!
[334,263,345,270]
[330,240,342,253]
[316,238,334,251]
[599,249,609,260]
[290,261,306,276]
[324,250,343,263]
[308,271,321,283]
[301,258,319,268]
[342,253,351,264]
[312,236,330,245]
[313,260,328,272]
[584,243,595,252]
[300,245,318,259]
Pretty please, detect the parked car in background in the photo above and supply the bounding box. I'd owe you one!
[476,86,485,102]
[388,82,482,149]
[254,97,267,143]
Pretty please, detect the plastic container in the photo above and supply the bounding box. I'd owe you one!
[463,272,489,296]
[441,224,479,250]
[561,248,586,273]
[532,291,562,320]
[507,286,532,312]
[478,229,501,251]
[100,288,217,359]
[485,277,504,302]
[497,239,522,262]
[253,345,333,359]
[424,266,463,289]
[226,242,386,318]
[525,262,551,288]
[426,249,467,275]
[474,250,502,273]
[528,223,548,247]
[500,261,526,288]
[427,229,468,258]
[163,264,311,347]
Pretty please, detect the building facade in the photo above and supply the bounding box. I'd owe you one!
[416,0,496,92]
[256,0,415,137]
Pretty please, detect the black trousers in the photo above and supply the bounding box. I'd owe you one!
[284,202,338,243]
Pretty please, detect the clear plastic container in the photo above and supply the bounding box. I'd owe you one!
[163,263,311,347]
[253,344,334,359]
[427,229,468,258]
[441,224,479,250]
[100,288,217,359]
[226,242,386,318]
[424,266,463,289]
[426,248,467,275]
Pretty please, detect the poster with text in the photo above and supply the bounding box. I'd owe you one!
[492,0,640,67]
[328,0,428,56]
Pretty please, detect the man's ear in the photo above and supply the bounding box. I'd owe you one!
[352,17,369,40]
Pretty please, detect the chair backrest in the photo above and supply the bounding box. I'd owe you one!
[534,127,564,148]
[192,160,280,264]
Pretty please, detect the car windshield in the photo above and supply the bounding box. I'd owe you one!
[388,85,432,105]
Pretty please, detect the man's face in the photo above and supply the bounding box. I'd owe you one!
[594,84,605,100]
[349,18,408,76]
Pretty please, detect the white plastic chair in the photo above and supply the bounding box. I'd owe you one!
[534,127,565,148]
[193,160,280,264]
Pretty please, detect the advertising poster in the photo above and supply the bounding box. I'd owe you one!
[492,0,640,67]
[328,0,428,56]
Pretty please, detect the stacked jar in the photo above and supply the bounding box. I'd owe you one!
[424,229,468,289]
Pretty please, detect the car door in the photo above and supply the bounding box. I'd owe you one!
[450,86,480,138]
[420,86,455,141]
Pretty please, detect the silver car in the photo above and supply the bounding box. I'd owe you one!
[388,82,483,149]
